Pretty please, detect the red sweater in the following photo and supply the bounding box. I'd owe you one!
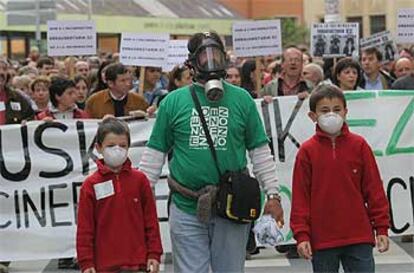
[76,159,163,272]
[290,124,390,251]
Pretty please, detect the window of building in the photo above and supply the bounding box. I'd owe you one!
[347,16,363,37]
[370,15,386,35]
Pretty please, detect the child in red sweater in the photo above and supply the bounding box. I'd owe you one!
[290,84,390,273]
[76,117,163,273]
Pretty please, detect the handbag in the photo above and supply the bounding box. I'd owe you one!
[190,85,261,224]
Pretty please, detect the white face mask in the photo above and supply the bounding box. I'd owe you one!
[102,146,128,168]
[317,112,344,135]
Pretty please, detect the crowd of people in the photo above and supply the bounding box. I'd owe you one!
[0,31,413,273]
[1,40,414,127]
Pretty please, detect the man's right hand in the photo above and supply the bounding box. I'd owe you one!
[297,241,313,260]
[262,95,273,104]
[83,267,96,273]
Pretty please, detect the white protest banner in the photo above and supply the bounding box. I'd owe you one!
[47,20,96,56]
[311,22,359,58]
[360,31,399,63]
[232,20,282,57]
[397,8,414,43]
[1,91,413,260]
[162,39,189,72]
[120,33,169,67]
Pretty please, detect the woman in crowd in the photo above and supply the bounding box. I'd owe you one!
[332,57,363,91]
[73,75,90,109]
[225,65,241,86]
[240,60,258,98]
[167,65,192,92]
[36,77,89,120]
[30,76,51,112]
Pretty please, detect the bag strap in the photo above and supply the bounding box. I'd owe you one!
[189,84,222,177]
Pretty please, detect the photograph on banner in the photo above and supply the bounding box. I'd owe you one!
[360,31,399,63]
[162,39,189,72]
[232,19,282,57]
[119,33,169,68]
[47,20,96,57]
[397,8,414,43]
[311,22,359,58]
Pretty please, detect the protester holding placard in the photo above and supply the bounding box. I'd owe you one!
[291,84,390,273]
[85,63,148,118]
[139,31,283,273]
[77,117,163,273]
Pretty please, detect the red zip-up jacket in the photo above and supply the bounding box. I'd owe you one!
[76,159,163,272]
[290,124,390,251]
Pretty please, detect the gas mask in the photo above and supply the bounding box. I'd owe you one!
[189,34,227,102]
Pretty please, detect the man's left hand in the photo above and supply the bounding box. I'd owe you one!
[264,199,284,228]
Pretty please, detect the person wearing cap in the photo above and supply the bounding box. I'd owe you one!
[0,58,34,126]
[139,32,283,273]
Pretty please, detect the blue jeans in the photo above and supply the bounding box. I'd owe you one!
[312,244,375,273]
[169,203,250,273]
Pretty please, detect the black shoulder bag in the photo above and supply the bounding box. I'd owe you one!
[190,85,261,224]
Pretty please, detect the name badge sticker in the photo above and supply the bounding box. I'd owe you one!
[94,180,115,200]
[10,102,21,111]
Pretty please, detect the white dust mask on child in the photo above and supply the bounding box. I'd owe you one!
[317,112,344,135]
[103,146,128,168]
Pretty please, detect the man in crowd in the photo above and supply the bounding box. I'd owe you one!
[75,60,90,79]
[393,57,413,79]
[85,63,148,118]
[360,47,393,90]
[139,32,284,273]
[36,57,55,77]
[302,63,324,87]
[260,46,312,100]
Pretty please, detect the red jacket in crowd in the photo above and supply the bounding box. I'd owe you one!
[290,124,390,251]
[76,159,163,273]
[35,108,90,120]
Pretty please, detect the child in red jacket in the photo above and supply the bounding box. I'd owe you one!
[76,117,163,273]
[290,84,390,273]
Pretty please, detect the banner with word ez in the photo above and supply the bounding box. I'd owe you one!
[0,90,413,261]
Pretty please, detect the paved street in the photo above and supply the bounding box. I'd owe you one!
[7,236,414,273]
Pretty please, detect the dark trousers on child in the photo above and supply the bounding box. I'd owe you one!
[312,243,375,273]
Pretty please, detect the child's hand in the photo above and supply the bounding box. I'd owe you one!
[376,235,389,253]
[82,267,96,273]
[297,241,313,260]
[147,258,159,273]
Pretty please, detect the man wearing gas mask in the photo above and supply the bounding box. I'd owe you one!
[139,32,283,273]
[0,58,34,126]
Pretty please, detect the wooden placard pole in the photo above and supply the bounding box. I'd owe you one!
[255,57,262,95]
[138,66,146,96]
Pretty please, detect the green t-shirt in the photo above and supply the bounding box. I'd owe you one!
[147,81,268,214]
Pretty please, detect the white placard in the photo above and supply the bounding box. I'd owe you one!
[232,20,282,57]
[324,0,341,23]
[120,33,169,68]
[47,20,96,56]
[397,8,414,43]
[162,39,189,72]
[311,23,359,58]
[360,31,399,63]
